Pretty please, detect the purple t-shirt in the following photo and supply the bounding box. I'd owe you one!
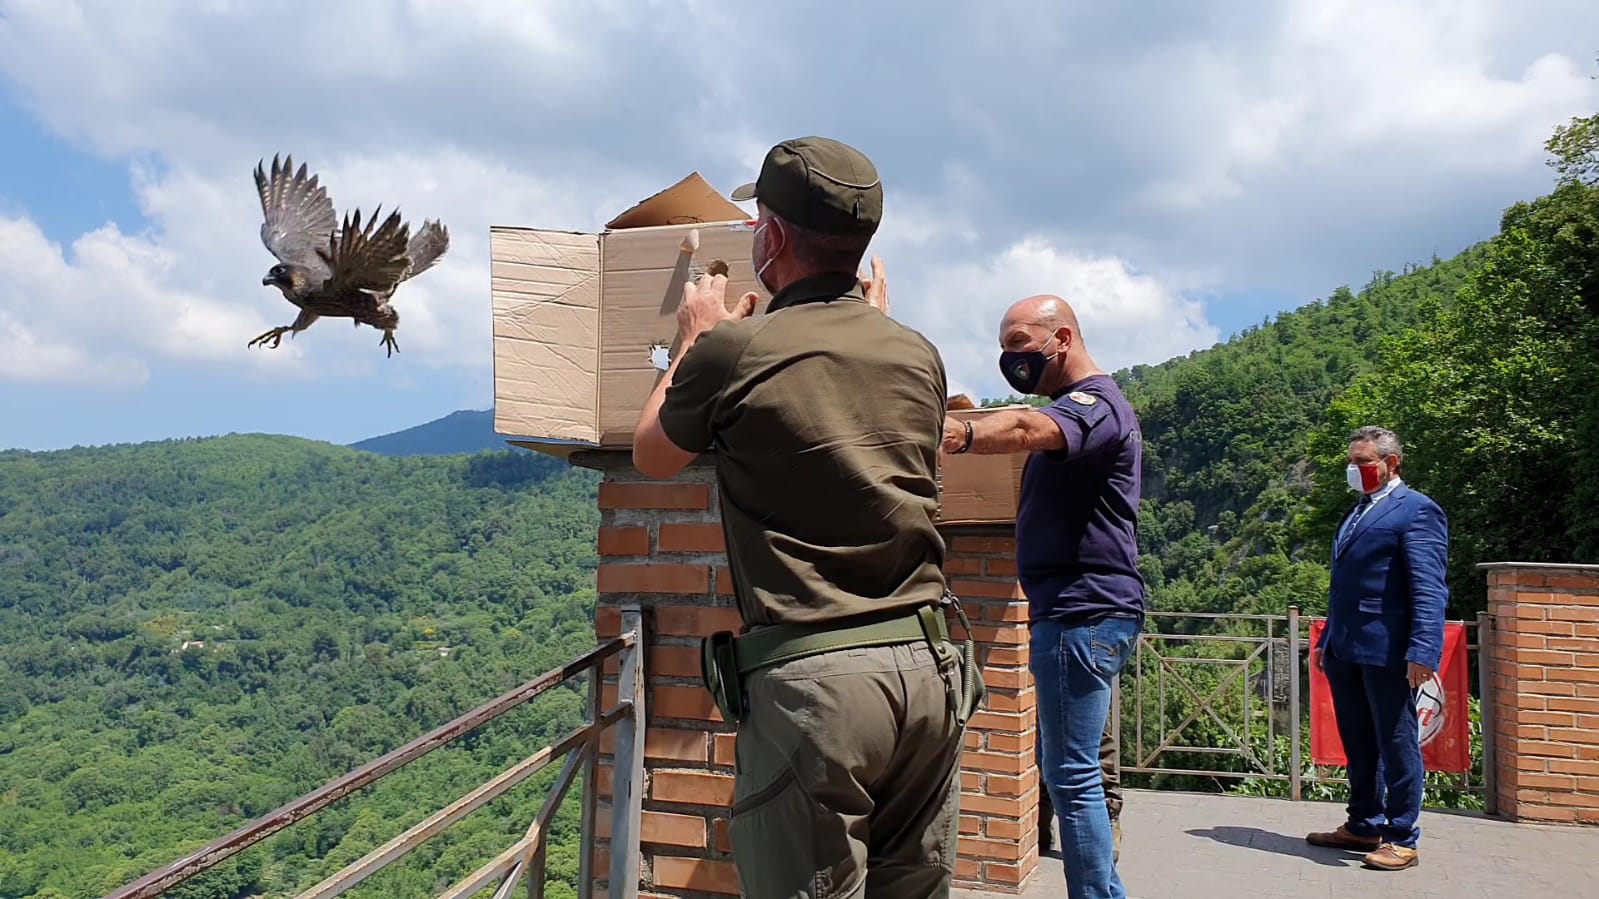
[1016,373,1147,625]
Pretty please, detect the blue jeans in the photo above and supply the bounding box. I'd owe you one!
[1322,651,1424,847]
[1031,613,1140,899]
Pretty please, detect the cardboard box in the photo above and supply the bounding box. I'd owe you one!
[488,175,1028,525]
[491,172,772,453]
[938,404,1029,525]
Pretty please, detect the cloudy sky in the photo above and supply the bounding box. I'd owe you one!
[2,0,1596,452]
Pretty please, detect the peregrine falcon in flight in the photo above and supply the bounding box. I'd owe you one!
[251,154,449,357]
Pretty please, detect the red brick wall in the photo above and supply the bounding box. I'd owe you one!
[580,456,1039,896]
[1483,563,1599,825]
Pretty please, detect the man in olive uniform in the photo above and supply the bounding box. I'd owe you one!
[633,136,974,898]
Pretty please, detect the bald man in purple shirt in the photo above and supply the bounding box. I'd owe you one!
[942,295,1146,899]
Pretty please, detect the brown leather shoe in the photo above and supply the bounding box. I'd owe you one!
[1363,843,1419,870]
[1306,824,1381,851]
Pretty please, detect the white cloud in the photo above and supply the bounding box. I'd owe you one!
[862,187,1218,400]
[0,0,1595,402]
[1093,0,1599,286]
[892,236,1220,402]
[0,307,145,386]
[0,213,288,384]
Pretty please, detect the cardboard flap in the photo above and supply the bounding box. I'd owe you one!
[605,172,750,230]
[490,226,602,445]
[946,394,977,411]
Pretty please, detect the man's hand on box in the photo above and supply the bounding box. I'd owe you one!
[941,415,970,455]
[860,256,889,315]
[678,272,757,343]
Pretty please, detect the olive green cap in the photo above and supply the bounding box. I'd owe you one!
[730,136,882,236]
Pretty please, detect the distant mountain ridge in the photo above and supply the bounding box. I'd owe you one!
[350,409,508,456]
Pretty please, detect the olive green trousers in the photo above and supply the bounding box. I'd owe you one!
[727,641,966,899]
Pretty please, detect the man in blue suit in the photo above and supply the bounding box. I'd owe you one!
[1307,425,1449,871]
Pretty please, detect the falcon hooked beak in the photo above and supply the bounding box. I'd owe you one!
[262,265,295,290]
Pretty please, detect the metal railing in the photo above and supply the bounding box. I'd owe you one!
[101,600,1499,897]
[1119,607,1493,807]
[103,605,649,899]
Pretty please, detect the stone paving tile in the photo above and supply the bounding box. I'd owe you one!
[958,788,1599,899]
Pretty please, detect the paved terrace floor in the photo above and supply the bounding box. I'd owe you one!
[960,788,1599,899]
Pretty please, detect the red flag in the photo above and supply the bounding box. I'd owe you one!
[1309,619,1471,773]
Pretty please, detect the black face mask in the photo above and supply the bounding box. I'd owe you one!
[999,336,1059,395]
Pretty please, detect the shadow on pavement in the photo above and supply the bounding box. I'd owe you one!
[1183,826,1358,868]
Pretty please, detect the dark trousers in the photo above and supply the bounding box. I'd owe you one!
[1322,652,1424,847]
[1036,680,1121,828]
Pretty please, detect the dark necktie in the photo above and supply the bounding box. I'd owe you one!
[1336,495,1373,557]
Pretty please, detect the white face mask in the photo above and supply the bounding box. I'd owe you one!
[1346,460,1386,493]
[1345,464,1365,492]
[751,222,775,292]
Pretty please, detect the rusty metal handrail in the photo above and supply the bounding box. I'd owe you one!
[295,704,627,899]
[104,627,640,899]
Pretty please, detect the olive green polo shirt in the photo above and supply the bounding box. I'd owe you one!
[658,272,949,628]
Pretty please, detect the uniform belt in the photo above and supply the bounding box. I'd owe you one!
[732,604,950,676]
[700,593,985,728]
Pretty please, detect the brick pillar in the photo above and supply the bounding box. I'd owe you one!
[578,453,1037,896]
[585,456,741,897]
[942,527,1040,893]
[1481,562,1599,825]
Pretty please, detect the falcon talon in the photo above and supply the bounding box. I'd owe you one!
[248,327,292,350]
[251,153,450,358]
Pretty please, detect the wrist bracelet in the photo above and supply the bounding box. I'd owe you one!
[957,420,974,454]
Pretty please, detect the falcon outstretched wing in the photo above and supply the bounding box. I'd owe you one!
[255,154,337,279]
[400,219,450,282]
[318,205,413,296]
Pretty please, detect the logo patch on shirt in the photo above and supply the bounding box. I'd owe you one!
[1067,391,1098,406]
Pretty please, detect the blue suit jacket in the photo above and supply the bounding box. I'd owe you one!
[1316,482,1450,670]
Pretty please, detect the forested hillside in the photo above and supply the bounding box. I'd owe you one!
[1123,252,1483,619]
[0,439,602,898]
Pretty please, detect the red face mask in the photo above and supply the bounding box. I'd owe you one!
[1345,460,1386,493]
